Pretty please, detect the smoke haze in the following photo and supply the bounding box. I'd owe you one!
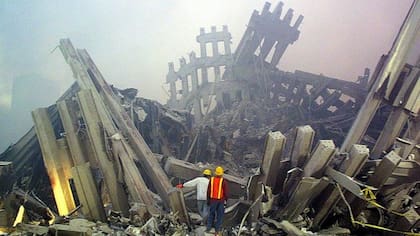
[0,0,413,151]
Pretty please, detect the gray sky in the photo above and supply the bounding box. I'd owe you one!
[0,0,413,108]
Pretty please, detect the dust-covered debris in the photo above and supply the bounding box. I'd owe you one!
[1,1,419,235]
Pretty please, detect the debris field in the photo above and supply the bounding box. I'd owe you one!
[0,1,419,235]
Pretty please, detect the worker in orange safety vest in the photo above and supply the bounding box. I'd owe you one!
[206,166,228,235]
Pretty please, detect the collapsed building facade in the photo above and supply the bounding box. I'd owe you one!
[0,1,419,235]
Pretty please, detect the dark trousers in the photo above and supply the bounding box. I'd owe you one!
[207,200,224,232]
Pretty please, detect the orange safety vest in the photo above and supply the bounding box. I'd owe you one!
[210,177,224,199]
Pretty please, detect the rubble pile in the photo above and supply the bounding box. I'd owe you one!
[114,86,194,159]
[0,86,193,205]
[164,1,393,175]
[10,210,191,235]
[237,129,419,235]
[1,1,419,235]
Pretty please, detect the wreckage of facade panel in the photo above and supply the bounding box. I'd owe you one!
[1,1,419,235]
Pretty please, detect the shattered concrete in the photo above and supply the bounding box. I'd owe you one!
[1,1,419,235]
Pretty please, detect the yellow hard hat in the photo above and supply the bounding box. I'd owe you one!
[203,169,212,176]
[215,166,224,176]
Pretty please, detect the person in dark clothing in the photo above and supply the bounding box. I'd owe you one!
[206,166,228,235]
